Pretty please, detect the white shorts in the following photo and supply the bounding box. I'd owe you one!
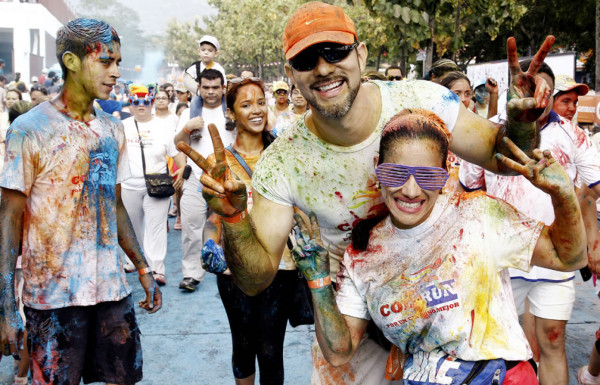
[510,277,575,320]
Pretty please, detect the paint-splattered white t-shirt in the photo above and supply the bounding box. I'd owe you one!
[252,80,460,278]
[337,192,543,365]
[459,111,600,282]
[0,101,132,310]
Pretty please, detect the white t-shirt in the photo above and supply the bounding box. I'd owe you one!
[252,80,460,278]
[153,112,179,133]
[121,117,179,191]
[0,101,132,309]
[176,106,234,178]
[459,111,600,282]
[337,192,543,366]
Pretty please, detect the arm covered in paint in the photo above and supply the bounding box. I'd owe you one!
[115,184,162,313]
[177,124,293,295]
[450,36,555,174]
[291,213,368,366]
[496,139,586,271]
[578,185,600,276]
[0,188,26,361]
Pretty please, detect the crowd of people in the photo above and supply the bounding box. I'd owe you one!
[0,1,599,385]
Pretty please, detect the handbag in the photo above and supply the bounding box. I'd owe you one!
[134,120,175,198]
[226,145,314,327]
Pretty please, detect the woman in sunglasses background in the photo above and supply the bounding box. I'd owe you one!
[292,109,586,384]
[121,84,187,285]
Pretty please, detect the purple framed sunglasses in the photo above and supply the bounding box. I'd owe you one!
[375,163,449,190]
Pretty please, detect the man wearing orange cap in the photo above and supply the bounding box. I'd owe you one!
[0,19,161,384]
[178,2,557,383]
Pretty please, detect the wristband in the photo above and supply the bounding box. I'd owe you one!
[308,276,331,289]
[183,125,192,135]
[221,210,247,224]
[138,267,152,276]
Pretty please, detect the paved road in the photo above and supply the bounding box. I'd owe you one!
[1,216,598,384]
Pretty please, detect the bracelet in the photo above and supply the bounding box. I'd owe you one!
[221,210,248,224]
[308,276,331,289]
[138,267,152,276]
[183,125,192,135]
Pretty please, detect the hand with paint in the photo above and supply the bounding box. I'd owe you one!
[506,35,555,123]
[137,273,162,314]
[291,212,330,282]
[0,300,25,362]
[495,137,572,196]
[177,124,247,218]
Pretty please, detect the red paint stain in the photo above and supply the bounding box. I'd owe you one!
[458,228,464,240]
[334,191,343,200]
[468,309,475,347]
[593,240,599,251]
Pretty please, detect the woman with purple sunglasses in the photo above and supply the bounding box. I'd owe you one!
[291,109,586,384]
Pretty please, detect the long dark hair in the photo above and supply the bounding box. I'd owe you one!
[226,78,274,148]
[351,109,450,250]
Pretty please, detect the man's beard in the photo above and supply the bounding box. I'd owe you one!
[305,79,359,119]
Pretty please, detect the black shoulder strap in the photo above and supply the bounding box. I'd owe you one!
[226,145,252,178]
[133,120,148,176]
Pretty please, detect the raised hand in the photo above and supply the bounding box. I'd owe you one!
[507,35,555,123]
[291,212,330,281]
[176,124,247,217]
[495,137,572,196]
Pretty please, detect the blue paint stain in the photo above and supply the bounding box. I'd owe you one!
[442,89,460,103]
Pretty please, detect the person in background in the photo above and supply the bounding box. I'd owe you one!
[270,81,291,119]
[0,58,5,76]
[182,35,227,94]
[385,66,403,81]
[6,99,34,385]
[176,102,189,117]
[175,82,191,104]
[1,88,22,150]
[273,84,308,137]
[551,74,589,122]
[473,77,499,119]
[240,70,255,79]
[424,58,460,83]
[29,84,48,106]
[121,85,186,286]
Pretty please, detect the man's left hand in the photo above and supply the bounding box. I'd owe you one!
[138,273,162,313]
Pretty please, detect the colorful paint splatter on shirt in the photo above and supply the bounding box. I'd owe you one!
[0,101,131,310]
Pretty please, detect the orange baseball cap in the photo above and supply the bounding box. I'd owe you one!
[283,2,357,61]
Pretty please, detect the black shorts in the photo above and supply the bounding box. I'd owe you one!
[25,295,142,385]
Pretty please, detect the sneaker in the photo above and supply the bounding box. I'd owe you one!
[124,262,136,273]
[154,273,166,286]
[578,366,600,385]
[174,216,182,230]
[179,277,200,292]
[13,376,29,385]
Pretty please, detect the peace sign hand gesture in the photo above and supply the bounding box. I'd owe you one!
[495,137,571,196]
[506,35,555,123]
[176,124,247,218]
[292,212,330,282]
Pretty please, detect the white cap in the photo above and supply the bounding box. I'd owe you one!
[31,76,38,82]
[198,35,220,51]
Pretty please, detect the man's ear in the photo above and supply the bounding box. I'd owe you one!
[357,42,368,73]
[62,52,81,76]
[214,50,219,58]
[373,155,379,169]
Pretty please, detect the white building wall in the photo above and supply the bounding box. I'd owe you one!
[0,2,65,82]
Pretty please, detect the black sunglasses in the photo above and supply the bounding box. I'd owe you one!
[288,42,358,72]
[388,76,402,81]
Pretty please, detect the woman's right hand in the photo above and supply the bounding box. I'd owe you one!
[176,124,247,218]
[291,212,330,281]
[495,137,573,196]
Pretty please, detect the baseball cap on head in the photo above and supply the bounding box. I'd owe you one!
[272,81,289,93]
[553,74,589,96]
[283,1,357,61]
[198,35,220,51]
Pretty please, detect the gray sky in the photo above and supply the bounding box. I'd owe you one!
[68,0,217,34]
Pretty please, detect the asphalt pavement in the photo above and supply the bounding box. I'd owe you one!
[0,215,598,384]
